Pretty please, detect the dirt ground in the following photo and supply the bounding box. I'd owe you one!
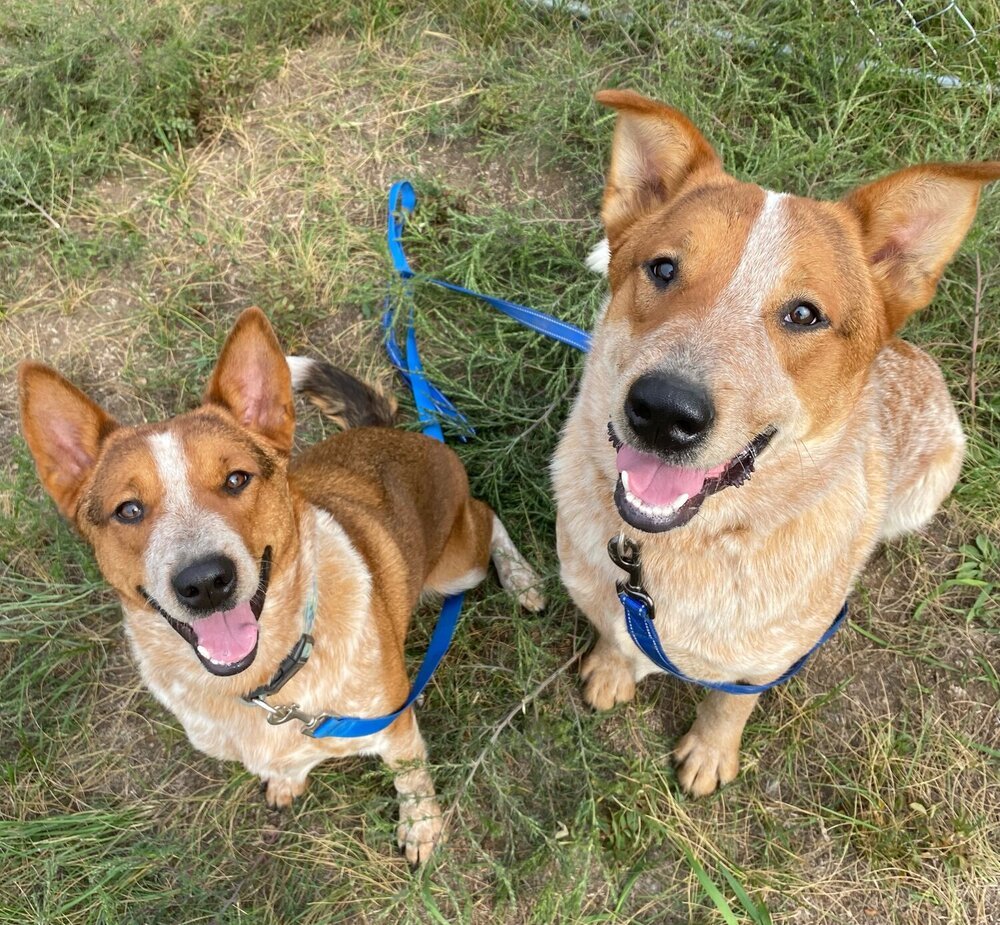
[2,23,998,925]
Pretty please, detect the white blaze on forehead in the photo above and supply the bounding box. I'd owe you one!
[149,431,196,514]
[721,190,791,310]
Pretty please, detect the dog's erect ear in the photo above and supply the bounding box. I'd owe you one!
[18,362,119,520]
[595,89,722,243]
[842,161,1000,334]
[204,307,295,454]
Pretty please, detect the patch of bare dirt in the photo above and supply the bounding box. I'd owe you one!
[1,31,584,464]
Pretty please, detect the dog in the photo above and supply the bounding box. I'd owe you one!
[552,88,999,796]
[18,306,545,864]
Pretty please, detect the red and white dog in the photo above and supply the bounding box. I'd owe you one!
[19,307,544,864]
[553,89,998,795]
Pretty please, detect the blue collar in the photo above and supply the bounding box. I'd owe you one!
[609,534,848,695]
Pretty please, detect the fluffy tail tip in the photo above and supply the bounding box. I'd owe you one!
[286,356,397,429]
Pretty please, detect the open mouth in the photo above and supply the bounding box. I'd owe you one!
[140,547,272,677]
[609,425,775,533]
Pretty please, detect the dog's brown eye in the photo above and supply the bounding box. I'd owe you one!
[114,500,144,524]
[646,258,677,287]
[783,302,825,328]
[223,471,251,495]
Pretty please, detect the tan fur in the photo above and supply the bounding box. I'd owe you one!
[19,307,545,865]
[554,90,998,796]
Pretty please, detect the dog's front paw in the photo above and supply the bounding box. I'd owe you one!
[581,647,636,711]
[397,794,444,867]
[673,730,740,797]
[264,776,307,810]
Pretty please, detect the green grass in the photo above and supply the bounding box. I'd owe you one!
[2,1,999,922]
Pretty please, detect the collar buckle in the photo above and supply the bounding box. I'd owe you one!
[242,633,314,704]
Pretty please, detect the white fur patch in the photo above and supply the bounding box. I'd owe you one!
[586,237,611,276]
[149,431,194,508]
[285,355,315,391]
[721,191,791,309]
[430,567,487,597]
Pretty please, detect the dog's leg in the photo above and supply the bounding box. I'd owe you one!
[488,513,546,612]
[557,522,639,709]
[673,690,759,797]
[424,498,545,611]
[379,709,443,866]
[263,775,308,810]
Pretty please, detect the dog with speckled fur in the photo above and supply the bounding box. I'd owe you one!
[553,89,999,796]
[19,307,545,865]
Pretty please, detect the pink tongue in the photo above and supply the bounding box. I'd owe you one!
[190,601,258,665]
[617,444,726,508]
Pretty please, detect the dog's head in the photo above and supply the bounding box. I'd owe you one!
[18,307,298,677]
[591,88,999,533]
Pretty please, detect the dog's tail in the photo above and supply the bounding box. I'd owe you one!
[286,356,398,429]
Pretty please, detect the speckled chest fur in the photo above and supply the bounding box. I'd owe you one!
[19,307,544,864]
[553,89,999,797]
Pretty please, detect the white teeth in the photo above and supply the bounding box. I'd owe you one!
[623,485,689,519]
[196,644,230,666]
[621,470,631,492]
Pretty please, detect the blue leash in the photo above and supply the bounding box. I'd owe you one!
[298,190,481,737]
[306,593,465,737]
[383,181,592,354]
[252,188,473,738]
[378,180,846,699]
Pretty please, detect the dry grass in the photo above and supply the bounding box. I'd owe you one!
[2,2,999,923]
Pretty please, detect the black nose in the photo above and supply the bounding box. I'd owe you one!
[624,373,715,454]
[172,555,237,611]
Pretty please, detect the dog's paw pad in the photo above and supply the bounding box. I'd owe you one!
[397,795,444,867]
[673,731,739,797]
[581,651,636,711]
[264,777,306,810]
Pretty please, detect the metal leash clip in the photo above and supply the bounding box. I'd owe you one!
[248,696,320,732]
[607,532,656,621]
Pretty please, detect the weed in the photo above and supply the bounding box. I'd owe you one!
[2,1,999,923]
